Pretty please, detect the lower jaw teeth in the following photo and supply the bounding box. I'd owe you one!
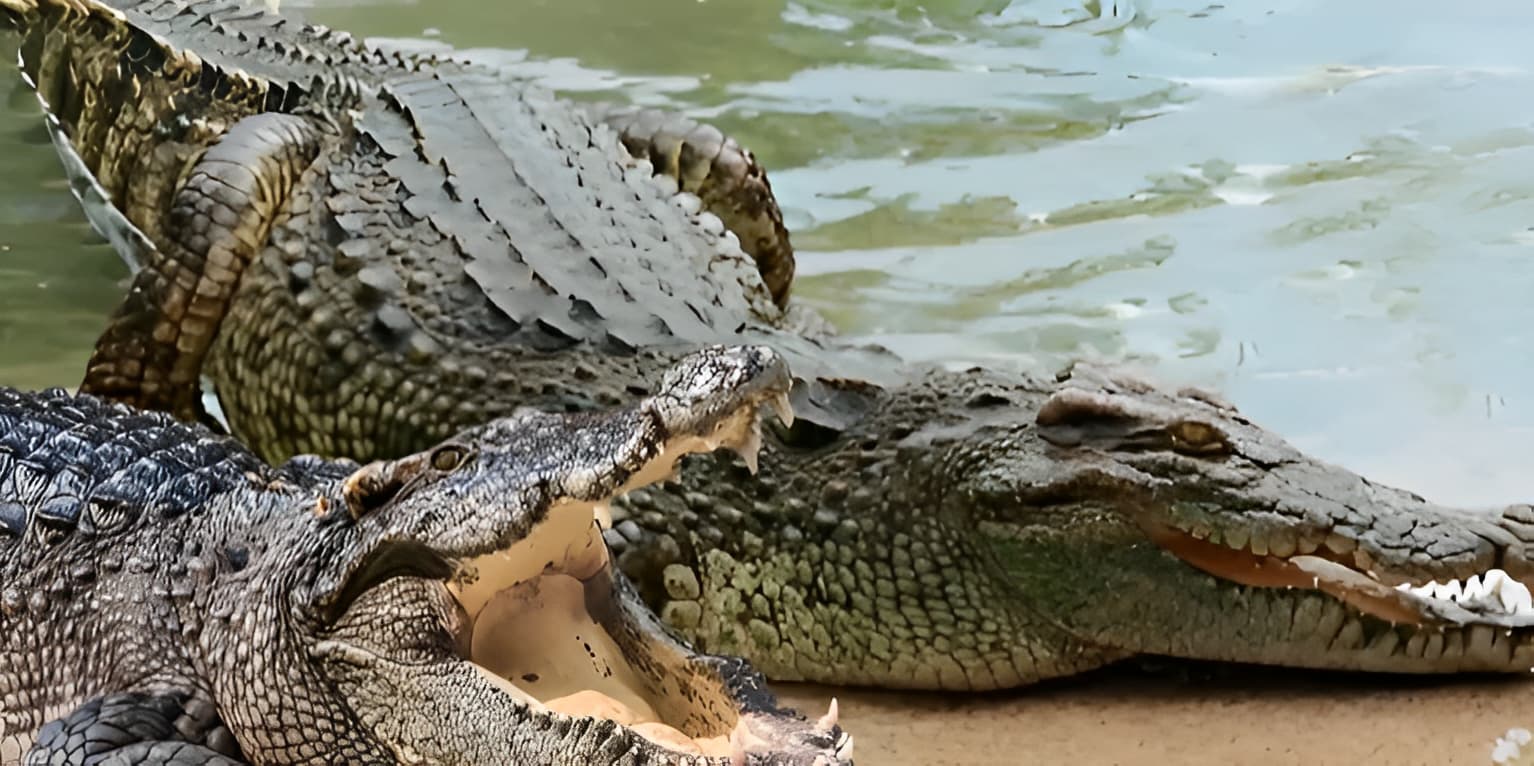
[1394,569,1534,616]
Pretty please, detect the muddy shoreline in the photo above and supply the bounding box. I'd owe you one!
[779,663,1531,765]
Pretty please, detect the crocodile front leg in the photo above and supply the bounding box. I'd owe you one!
[586,104,796,308]
[80,112,327,425]
[28,691,244,766]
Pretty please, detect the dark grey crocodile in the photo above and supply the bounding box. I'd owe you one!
[5,0,1534,694]
[0,345,854,765]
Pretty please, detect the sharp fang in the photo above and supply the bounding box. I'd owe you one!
[1462,574,1487,602]
[1500,575,1533,614]
[816,697,839,732]
[735,420,763,475]
[593,502,613,530]
[768,392,795,428]
[836,732,855,760]
[1433,580,1462,601]
[1393,570,1534,617]
[729,718,772,766]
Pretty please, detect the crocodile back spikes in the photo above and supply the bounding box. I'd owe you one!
[0,388,272,547]
[587,103,797,310]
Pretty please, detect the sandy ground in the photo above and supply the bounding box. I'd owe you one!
[777,664,1534,765]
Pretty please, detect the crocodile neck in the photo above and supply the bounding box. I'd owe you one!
[0,388,366,761]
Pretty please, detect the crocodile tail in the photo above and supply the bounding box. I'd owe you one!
[5,0,285,272]
[3,0,392,270]
[587,103,798,309]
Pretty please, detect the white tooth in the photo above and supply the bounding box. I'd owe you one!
[1435,580,1463,602]
[729,718,771,766]
[1461,575,1485,602]
[738,423,762,475]
[769,392,795,428]
[592,503,613,530]
[836,733,855,760]
[816,698,839,732]
[1395,582,1412,592]
[1498,575,1532,614]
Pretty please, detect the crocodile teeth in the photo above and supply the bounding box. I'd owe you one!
[592,503,613,531]
[729,717,773,766]
[735,420,763,475]
[1393,568,1534,617]
[1504,578,1534,614]
[768,392,795,428]
[835,732,855,761]
[816,697,839,732]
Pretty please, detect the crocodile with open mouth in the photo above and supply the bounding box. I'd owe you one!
[2,0,1533,694]
[0,344,852,765]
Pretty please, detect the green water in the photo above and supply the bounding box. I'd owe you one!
[0,0,1528,506]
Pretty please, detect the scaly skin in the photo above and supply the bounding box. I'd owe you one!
[587,103,797,307]
[6,0,1534,691]
[0,345,852,765]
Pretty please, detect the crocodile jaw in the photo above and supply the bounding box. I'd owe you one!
[1147,520,1534,628]
[435,399,795,759]
[447,501,737,756]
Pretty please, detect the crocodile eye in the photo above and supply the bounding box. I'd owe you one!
[431,445,468,472]
[1168,420,1229,455]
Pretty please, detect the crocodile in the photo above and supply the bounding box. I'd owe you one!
[0,344,854,765]
[6,0,1534,693]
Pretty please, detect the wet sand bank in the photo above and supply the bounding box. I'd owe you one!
[779,665,1532,765]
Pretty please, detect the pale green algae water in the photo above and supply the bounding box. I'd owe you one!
[1,2,1532,763]
[2,0,1527,508]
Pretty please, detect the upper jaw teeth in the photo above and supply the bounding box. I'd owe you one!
[1394,569,1534,618]
[767,392,795,428]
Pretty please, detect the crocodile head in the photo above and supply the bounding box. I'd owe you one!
[964,362,1534,676]
[282,346,847,764]
[610,357,1534,691]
